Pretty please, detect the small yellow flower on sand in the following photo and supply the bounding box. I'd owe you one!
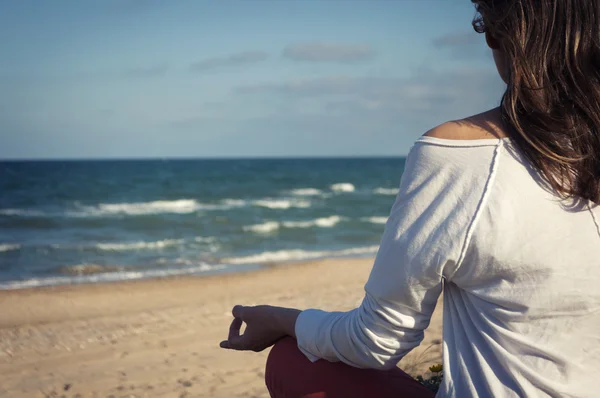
[429,364,443,373]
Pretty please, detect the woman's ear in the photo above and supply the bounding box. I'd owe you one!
[485,31,500,50]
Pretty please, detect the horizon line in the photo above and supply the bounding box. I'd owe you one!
[0,154,409,162]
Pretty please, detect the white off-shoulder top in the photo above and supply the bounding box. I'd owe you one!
[295,136,600,398]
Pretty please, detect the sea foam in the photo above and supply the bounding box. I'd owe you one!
[58,263,121,275]
[224,245,379,265]
[362,216,388,224]
[74,199,202,216]
[243,216,345,234]
[193,236,218,243]
[0,263,225,290]
[373,187,399,195]
[1,197,307,219]
[252,199,311,209]
[94,239,184,251]
[0,208,45,217]
[0,243,21,252]
[243,221,281,234]
[282,215,343,228]
[330,183,355,192]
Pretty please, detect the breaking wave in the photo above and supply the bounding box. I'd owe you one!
[58,263,122,275]
[74,199,202,216]
[94,239,185,251]
[373,187,398,195]
[223,246,379,265]
[0,243,21,253]
[0,199,248,219]
[243,221,281,234]
[252,199,311,209]
[243,216,344,234]
[0,209,45,217]
[0,263,226,290]
[362,217,388,224]
[282,215,343,228]
[330,183,355,193]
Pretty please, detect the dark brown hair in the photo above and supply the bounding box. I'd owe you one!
[472,0,600,204]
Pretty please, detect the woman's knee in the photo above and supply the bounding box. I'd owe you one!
[265,337,306,396]
[265,337,298,377]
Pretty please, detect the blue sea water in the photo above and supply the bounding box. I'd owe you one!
[0,158,406,289]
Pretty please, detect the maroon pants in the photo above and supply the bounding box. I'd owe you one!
[265,337,436,398]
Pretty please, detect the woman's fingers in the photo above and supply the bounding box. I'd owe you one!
[219,340,231,348]
[220,337,245,350]
[221,313,246,350]
[220,318,243,349]
[220,305,257,350]
[228,317,243,340]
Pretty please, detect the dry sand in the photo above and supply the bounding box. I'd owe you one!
[0,258,442,397]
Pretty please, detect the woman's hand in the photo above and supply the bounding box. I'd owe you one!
[220,305,301,352]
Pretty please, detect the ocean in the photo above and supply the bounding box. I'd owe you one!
[0,157,406,290]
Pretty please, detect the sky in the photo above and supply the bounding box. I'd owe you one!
[0,0,506,160]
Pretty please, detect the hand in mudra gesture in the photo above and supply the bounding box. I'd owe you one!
[220,305,301,352]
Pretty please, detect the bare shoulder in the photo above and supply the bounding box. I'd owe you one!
[423,108,509,140]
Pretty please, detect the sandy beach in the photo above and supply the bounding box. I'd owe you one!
[0,258,442,397]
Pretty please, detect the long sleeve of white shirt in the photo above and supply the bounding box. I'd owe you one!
[294,136,600,397]
[295,138,500,369]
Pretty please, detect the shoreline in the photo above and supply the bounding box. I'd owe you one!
[0,257,442,397]
[0,251,379,291]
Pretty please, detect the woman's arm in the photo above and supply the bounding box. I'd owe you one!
[294,139,500,369]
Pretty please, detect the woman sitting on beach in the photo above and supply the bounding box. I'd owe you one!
[221,0,600,396]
